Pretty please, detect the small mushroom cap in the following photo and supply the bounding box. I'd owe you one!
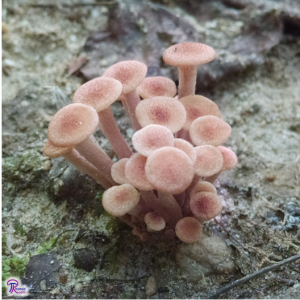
[164,228,176,239]
[102,184,140,217]
[174,138,196,164]
[102,60,147,95]
[190,192,222,221]
[144,212,166,231]
[137,76,177,98]
[125,153,154,191]
[111,158,130,184]
[132,124,174,157]
[194,145,223,177]
[217,146,238,171]
[73,77,122,111]
[190,116,232,146]
[163,42,216,67]
[48,103,99,147]
[175,217,202,243]
[179,95,220,131]
[190,181,217,198]
[135,97,186,133]
[145,147,194,194]
[132,227,145,236]
[43,140,73,158]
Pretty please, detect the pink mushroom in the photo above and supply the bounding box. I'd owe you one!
[175,217,202,243]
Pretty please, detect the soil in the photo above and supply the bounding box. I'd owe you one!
[2,0,300,299]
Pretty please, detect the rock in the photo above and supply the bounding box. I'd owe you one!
[40,280,46,291]
[145,276,156,297]
[74,282,83,293]
[73,248,97,272]
[176,234,236,282]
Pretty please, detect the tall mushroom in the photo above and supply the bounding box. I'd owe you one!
[102,60,147,131]
[73,77,132,159]
[47,103,115,184]
[163,42,216,98]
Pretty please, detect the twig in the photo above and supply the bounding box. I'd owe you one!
[207,254,300,299]
[97,275,148,282]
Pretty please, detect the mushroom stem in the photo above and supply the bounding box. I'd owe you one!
[75,135,116,185]
[157,191,183,226]
[205,171,221,184]
[178,65,197,99]
[64,149,112,189]
[122,90,142,131]
[98,108,132,159]
[176,129,193,144]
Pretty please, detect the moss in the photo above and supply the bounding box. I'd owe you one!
[2,234,7,254]
[1,256,28,295]
[13,219,27,236]
[33,237,56,255]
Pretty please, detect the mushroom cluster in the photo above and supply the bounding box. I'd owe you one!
[43,42,237,244]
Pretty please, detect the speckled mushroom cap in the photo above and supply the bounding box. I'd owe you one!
[43,140,73,158]
[102,184,140,217]
[132,124,174,157]
[190,180,217,198]
[194,145,223,177]
[163,42,216,67]
[48,103,99,147]
[135,97,186,133]
[73,77,122,111]
[217,146,238,171]
[125,153,154,191]
[145,147,194,194]
[144,212,166,231]
[137,76,177,99]
[190,116,232,146]
[179,95,220,131]
[175,217,202,243]
[102,61,147,95]
[111,158,130,184]
[190,192,222,221]
[174,138,196,164]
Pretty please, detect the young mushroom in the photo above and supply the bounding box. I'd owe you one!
[175,217,202,243]
[102,184,140,217]
[189,180,217,198]
[135,96,186,133]
[174,138,196,164]
[47,103,115,184]
[163,42,216,98]
[111,158,130,184]
[190,116,232,146]
[144,212,166,232]
[43,140,111,189]
[137,76,177,99]
[190,192,222,222]
[102,60,147,131]
[73,77,132,159]
[132,124,174,157]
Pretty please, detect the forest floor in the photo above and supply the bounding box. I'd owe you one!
[2,0,300,299]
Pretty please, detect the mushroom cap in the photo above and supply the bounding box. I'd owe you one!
[48,103,99,147]
[163,42,216,67]
[190,116,232,146]
[132,124,174,157]
[73,77,122,112]
[102,184,140,217]
[137,76,177,99]
[125,153,154,191]
[102,60,147,95]
[194,145,223,177]
[132,227,145,236]
[145,147,194,194]
[190,180,217,198]
[174,138,196,164]
[111,158,130,184]
[217,146,238,171]
[179,95,220,131]
[190,192,222,221]
[43,140,73,158]
[175,217,202,243]
[164,228,176,239]
[144,212,166,231]
[135,97,186,133]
